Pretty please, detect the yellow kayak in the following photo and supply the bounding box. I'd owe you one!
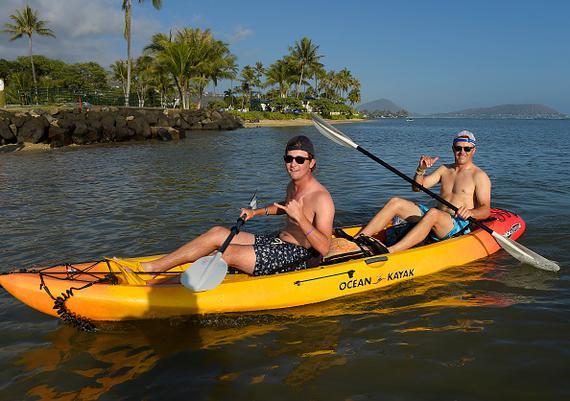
[0,209,525,327]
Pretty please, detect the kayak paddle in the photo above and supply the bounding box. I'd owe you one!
[181,193,258,291]
[311,114,560,272]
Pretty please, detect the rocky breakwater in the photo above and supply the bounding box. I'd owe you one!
[0,108,243,148]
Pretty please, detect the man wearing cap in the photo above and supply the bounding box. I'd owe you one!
[355,130,491,253]
[138,135,335,276]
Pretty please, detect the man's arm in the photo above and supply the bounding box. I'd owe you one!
[303,192,335,256]
[414,165,444,191]
[412,156,442,192]
[274,192,335,257]
[241,186,290,220]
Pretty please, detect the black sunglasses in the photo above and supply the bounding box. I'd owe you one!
[454,145,474,153]
[284,155,312,164]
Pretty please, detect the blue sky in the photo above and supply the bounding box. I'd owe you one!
[1,0,569,114]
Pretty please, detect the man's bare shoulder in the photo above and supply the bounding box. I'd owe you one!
[472,165,491,182]
[306,183,334,208]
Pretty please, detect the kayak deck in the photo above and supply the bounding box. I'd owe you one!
[0,209,526,325]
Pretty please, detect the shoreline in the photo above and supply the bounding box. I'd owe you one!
[0,118,368,153]
[244,118,368,128]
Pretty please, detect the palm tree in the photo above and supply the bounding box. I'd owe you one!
[110,60,129,102]
[3,5,55,99]
[122,0,162,107]
[144,28,236,109]
[265,58,292,98]
[240,65,256,108]
[347,88,361,106]
[289,37,322,98]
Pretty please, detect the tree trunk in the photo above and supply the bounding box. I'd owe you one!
[125,0,132,107]
[296,66,304,98]
[28,35,38,103]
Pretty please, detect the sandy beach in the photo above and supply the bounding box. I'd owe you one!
[244,118,367,128]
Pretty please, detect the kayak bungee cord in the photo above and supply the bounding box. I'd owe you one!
[2,261,121,332]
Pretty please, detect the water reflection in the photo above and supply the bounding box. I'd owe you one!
[1,119,568,400]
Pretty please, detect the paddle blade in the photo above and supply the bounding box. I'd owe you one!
[491,232,560,272]
[311,114,358,149]
[181,252,228,292]
[249,193,257,210]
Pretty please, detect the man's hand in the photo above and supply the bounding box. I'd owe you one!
[455,206,474,220]
[418,156,439,170]
[274,199,304,223]
[240,208,256,221]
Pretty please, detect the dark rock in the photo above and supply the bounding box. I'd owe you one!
[201,121,222,130]
[101,126,117,141]
[18,116,49,143]
[0,118,16,142]
[116,126,135,141]
[73,122,88,136]
[11,114,27,128]
[180,110,205,125]
[143,110,159,125]
[100,112,115,130]
[152,126,179,141]
[48,126,72,148]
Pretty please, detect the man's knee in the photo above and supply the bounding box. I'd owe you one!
[424,208,446,222]
[206,226,230,240]
[385,197,405,209]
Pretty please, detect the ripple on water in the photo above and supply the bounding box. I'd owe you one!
[0,120,569,400]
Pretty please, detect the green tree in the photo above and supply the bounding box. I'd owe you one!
[288,37,322,98]
[145,28,235,109]
[111,60,129,99]
[132,55,154,106]
[265,58,292,98]
[240,65,256,109]
[347,88,361,106]
[2,5,55,98]
[122,0,162,107]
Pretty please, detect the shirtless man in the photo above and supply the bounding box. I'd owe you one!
[139,135,335,276]
[357,130,491,253]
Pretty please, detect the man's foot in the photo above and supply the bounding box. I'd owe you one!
[354,234,389,255]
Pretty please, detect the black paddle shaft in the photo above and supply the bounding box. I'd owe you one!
[356,146,493,235]
[219,217,246,253]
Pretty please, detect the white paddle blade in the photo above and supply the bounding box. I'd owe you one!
[181,253,228,292]
[491,232,560,272]
[311,114,358,149]
[249,194,257,210]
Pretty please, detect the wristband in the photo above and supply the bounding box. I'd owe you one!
[305,227,314,236]
[415,167,425,176]
[264,207,269,215]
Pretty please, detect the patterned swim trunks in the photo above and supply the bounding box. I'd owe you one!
[417,203,471,241]
[252,234,314,276]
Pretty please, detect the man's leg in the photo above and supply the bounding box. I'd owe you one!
[388,208,455,253]
[221,244,257,274]
[359,197,423,237]
[142,227,255,273]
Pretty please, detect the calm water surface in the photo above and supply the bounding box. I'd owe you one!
[0,119,568,400]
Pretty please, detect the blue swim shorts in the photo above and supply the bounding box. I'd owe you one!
[417,204,471,241]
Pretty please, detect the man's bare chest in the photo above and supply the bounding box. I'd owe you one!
[441,171,475,195]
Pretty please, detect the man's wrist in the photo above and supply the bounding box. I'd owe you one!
[415,166,426,176]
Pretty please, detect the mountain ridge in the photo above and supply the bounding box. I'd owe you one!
[430,104,566,119]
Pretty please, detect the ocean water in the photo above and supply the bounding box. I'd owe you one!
[0,118,568,400]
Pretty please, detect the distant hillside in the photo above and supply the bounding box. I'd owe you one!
[357,98,406,113]
[431,104,566,119]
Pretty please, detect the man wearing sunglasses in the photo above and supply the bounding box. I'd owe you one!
[356,130,491,253]
[138,135,335,276]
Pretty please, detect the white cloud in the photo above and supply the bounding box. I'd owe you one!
[1,0,161,67]
[227,25,253,44]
